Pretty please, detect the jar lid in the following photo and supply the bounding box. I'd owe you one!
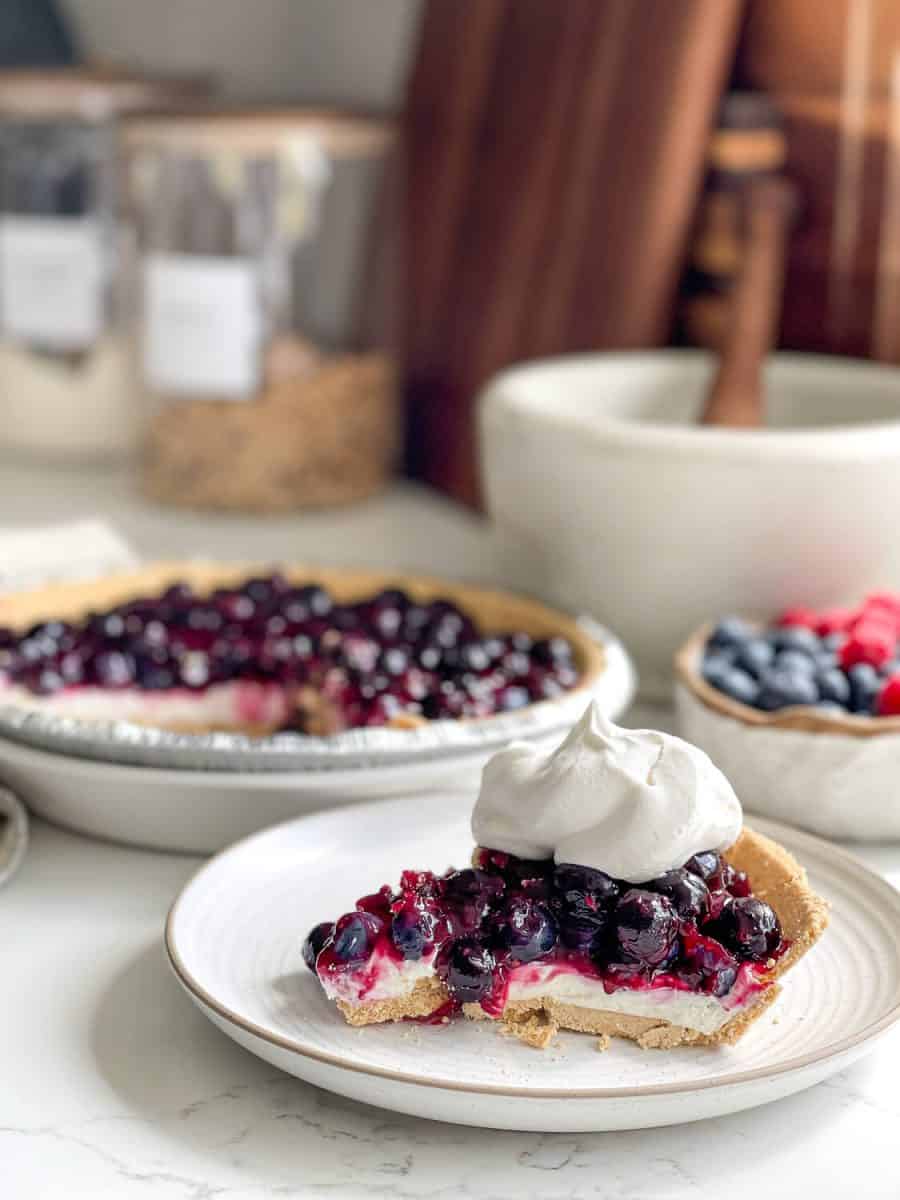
[0,67,208,122]
[122,107,395,159]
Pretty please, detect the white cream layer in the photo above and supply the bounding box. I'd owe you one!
[0,677,290,729]
[322,955,759,1035]
[320,952,437,1006]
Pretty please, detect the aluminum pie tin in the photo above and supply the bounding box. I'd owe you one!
[0,620,635,773]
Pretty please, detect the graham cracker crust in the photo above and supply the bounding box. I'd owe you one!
[326,826,829,1050]
[335,976,449,1026]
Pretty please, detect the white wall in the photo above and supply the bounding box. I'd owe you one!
[60,0,423,110]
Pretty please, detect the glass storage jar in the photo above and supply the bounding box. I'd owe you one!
[124,110,399,512]
[0,68,204,460]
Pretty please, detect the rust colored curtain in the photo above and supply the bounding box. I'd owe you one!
[404,0,744,506]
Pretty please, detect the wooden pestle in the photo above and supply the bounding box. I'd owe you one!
[699,176,798,427]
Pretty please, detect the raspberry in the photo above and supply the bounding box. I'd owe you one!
[777,607,818,630]
[858,594,900,634]
[839,624,896,670]
[815,608,853,637]
[877,674,900,716]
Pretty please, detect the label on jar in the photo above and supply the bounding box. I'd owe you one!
[142,254,262,399]
[0,216,104,351]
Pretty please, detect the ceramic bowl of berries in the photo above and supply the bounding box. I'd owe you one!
[675,594,900,840]
[480,349,900,700]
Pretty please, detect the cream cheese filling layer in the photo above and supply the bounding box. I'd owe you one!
[0,676,291,728]
[322,955,763,1035]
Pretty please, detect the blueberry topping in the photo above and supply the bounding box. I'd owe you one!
[330,911,383,964]
[302,921,334,971]
[443,937,496,1004]
[494,897,558,962]
[707,896,781,961]
[679,929,739,996]
[685,851,721,882]
[1,575,583,729]
[647,868,709,922]
[553,863,619,904]
[610,889,679,968]
[391,906,438,960]
[441,868,504,931]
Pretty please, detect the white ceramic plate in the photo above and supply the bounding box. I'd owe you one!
[166,798,900,1132]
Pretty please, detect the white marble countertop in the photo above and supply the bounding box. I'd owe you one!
[1,462,899,1198]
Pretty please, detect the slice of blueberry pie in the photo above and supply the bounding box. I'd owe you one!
[304,705,828,1049]
[0,563,599,736]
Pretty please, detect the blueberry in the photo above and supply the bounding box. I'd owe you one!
[714,667,759,706]
[847,663,880,713]
[443,937,495,1004]
[555,898,608,954]
[648,868,709,922]
[497,685,530,711]
[702,653,736,687]
[707,897,781,962]
[553,863,619,904]
[553,864,617,952]
[775,649,817,674]
[685,851,721,882]
[770,626,821,655]
[91,649,136,687]
[733,638,775,677]
[708,617,753,650]
[817,667,851,708]
[611,889,679,968]
[302,921,334,971]
[441,869,504,931]
[391,906,438,960]
[330,911,383,964]
[679,931,738,997]
[756,668,819,710]
[532,637,574,667]
[495,897,558,962]
[823,633,846,652]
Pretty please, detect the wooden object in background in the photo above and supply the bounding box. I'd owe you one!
[737,0,900,360]
[679,92,786,350]
[700,177,798,427]
[405,0,744,507]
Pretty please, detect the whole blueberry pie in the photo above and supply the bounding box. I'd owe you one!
[304,706,828,1049]
[0,563,600,735]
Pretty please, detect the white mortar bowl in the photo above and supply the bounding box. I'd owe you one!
[480,350,900,698]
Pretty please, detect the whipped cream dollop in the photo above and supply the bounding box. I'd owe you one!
[471,702,742,883]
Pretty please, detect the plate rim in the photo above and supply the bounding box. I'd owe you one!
[165,804,900,1101]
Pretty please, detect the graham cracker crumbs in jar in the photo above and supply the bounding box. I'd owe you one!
[142,346,397,512]
[124,109,398,511]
